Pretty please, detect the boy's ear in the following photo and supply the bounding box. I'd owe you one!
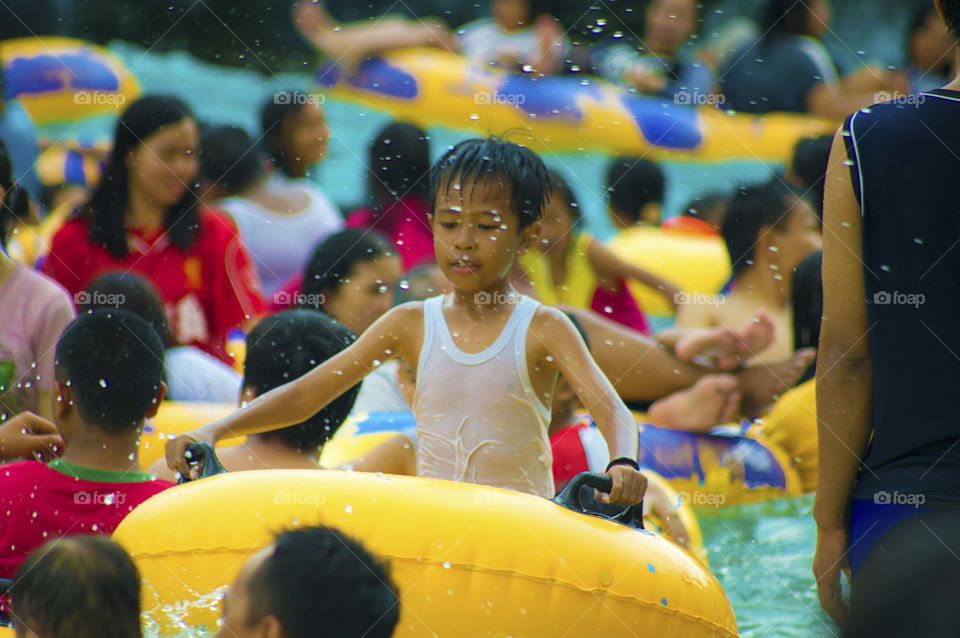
[144,382,168,419]
[54,380,72,420]
[518,221,542,256]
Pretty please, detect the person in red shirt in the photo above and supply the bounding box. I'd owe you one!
[0,310,174,586]
[41,95,265,364]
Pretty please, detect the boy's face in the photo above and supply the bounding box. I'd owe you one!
[217,547,280,638]
[433,176,540,295]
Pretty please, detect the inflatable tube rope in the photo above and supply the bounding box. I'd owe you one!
[315,47,835,163]
[1,37,139,125]
[113,471,738,637]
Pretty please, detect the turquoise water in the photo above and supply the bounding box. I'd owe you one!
[48,44,833,636]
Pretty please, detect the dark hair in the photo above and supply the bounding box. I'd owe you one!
[939,0,960,40]
[81,273,175,348]
[606,157,664,224]
[761,0,817,41]
[792,250,821,383]
[243,311,360,451]
[681,192,728,227]
[82,95,200,258]
[430,136,551,231]
[791,134,832,224]
[0,138,23,249]
[54,309,165,435]
[199,125,263,196]
[369,121,431,202]
[302,229,396,306]
[11,536,141,638]
[546,169,582,229]
[722,180,796,279]
[247,527,398,638]
[261,92,318,178]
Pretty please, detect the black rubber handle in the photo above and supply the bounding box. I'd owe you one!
[0,576,11,595]
[552,471,645,531]
[177,441,228,484]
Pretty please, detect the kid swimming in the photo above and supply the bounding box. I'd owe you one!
[167,137,646,504]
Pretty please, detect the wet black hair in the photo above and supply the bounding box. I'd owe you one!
[199,125,264,196]
[0,137,24,249]
[302,229,396,308]
[606,157,664,224]
[246,527,399,638]
[761,0,819,41]
[81,273,176,348]
[369,121,431,201]
[11,536,141,638]
[792,250,822,383]
[261,91,320,178]
[721,179,796,280]
[546,168,582,229]
[430,136,551,231]
[243,310,360,452]
[54,309,165,435]
[791,134,832,224]
[681,192,728,227]
[941,0,960,39]
[83,95,200,259]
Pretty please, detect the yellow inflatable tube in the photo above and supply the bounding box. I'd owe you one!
[113,471,738,637]
[317,48,835,163]
[758,379,817,493]
[1,37,139,125]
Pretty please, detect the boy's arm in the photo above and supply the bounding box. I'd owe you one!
[530,307,645,505]
[166,304,422,476]
[586,237,683,308]
[813,128,873,627]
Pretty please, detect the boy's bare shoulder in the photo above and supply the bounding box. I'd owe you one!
[528,303,578,338]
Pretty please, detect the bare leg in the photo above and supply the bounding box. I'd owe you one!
[646,375,741,432]
[666,309,778,370]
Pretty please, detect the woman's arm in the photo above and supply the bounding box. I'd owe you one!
[812,128,874,626]
[586,238,682,309]
[166,303,422,475]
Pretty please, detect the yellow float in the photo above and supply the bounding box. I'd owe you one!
[113,470,738,637]
[317,48,835,164]
[758,379,817,493]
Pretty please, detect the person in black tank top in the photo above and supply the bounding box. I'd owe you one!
[813,0,960,627]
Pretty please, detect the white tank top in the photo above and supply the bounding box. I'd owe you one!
[414,294,554,498]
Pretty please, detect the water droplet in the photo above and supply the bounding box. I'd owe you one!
[647,563,656,573]
[521,64,534,73]
[399,280,410,290]
[469,114,479,120]
[913,238,924,245]
[99,378,108,388]
[442,561,451,569]
[843,159,855,166]
[345,504,353,514]
[603,305,613,313]
[545,355,554,363]
[768,246,779,253]
[880,265,891,272]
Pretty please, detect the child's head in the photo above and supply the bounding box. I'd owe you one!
[430,137,549,294]
[606,157,665,228]
[85,95,200,258]
[792,250,822,383]
[937,0,960,40]
[492,0,555,30]
[789,134,832,224]
[762,0,830,41]
[11,536,141,638]
[80,273,176,348]
[537,169,581,252]
[368,121,431,203]
[261,92,329,178]
[645,0,699,56]
[722,180,822,282]
[0,138,18,250]
[242,310,360,452]
[199,125,264,200]
[680,192,728,231]
[302,229,401,335]
[54,309,166,435]
[217,526,399,638]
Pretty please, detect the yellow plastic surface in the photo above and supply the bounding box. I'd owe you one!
[759,379,818,493]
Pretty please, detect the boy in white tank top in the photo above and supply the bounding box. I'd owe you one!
[166,137,647,504]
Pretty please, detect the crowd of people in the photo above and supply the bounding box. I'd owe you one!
[0,0,958,637]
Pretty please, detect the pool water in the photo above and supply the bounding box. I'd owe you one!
[55,44,836,637]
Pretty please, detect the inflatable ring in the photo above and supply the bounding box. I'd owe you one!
[316,47,835,163]
[1,37,139,125]
[758,379,817,493]
[113,470,738,637]
[37,139,109,187]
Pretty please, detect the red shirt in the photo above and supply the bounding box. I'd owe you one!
[0,460,173,581]
[660,216,719,237]
[346,194,435,270]
[42,209,266,364]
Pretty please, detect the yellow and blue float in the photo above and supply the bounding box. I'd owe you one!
[1,37,140,125]
[113,469,738,637]
[757,379,817,493]
[316,48,835,164]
